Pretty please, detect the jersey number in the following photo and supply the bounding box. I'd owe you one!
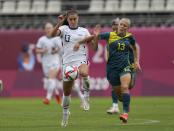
[118,43,125,50]
[65,35,70,42]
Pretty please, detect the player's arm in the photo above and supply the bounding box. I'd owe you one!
[35,48,48,54]
[88,24,101,51]
[50,16,65,37]
[73,35,95,51]
[130,44,141,72]
[73,25,101,51]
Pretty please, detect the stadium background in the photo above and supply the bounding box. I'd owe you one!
[0,0,174,97]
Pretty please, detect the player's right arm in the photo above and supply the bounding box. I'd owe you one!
[35,38,48,54]
[51,16,65,37]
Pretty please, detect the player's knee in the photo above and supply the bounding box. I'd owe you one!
[80,71,88,77]
[121,85,129,93]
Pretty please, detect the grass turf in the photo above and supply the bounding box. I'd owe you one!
[0,97,174,131]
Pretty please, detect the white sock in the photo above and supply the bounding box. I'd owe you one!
[73,82,83,101]
[83,76,90,98]
[43,77,48,90]
[54,79,59,95]
[113,103,118,108]
[62,95,71,114]
[46,79,56,100]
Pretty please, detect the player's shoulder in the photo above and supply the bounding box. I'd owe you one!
[78,26,89,32]
[126,32,134,38]
[59,25,69,30]
[38,35,47,41]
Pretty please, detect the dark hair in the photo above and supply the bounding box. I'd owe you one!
[62,9,78,26]
[22,43,29,53]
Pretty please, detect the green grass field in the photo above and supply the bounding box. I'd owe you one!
[0,97,174,131]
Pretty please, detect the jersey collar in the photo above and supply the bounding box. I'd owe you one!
[68,25,79,30]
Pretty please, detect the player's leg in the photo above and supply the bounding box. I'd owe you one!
[79,63,90,111]
[72,80,84,108]
[49,68,62,104]
[61,80,73,127]
[119,73,131,123]
[129,72,137,90]
[42,65,52,104]
[106,88,120,114]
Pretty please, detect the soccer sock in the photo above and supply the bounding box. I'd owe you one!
[122,93,130,114]
[62,95,71,114]
[46,79,56,100]
[73,82,83,101]
[111,89,118,108]
[83,76,90,99]
[43,77,48,90]
[53,79,59,95]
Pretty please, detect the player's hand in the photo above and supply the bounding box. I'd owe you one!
[57,15,64,26]
[73,42,80,51]
[94,24,101,36]
[43,48,48,53]
[134,62,142,72]
[51,47,58,54]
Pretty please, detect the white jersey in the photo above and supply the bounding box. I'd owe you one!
[36,36,63,66]
[59,25,90,64]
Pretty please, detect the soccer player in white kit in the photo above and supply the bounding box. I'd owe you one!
[51,10,98,127]
[36,22,62,104]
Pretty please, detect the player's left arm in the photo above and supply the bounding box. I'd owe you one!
[88,24,101,51]
[130,37,141,72]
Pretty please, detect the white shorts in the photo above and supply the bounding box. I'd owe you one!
[62,59,88,81]
[42,63,60,77]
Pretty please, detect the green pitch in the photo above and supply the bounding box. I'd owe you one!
[0,97,174,131]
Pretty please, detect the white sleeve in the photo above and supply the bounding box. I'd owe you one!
[59,25,66,37]
[85,29,91,37]
[36,38,43,49]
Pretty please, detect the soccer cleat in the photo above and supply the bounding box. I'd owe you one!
[56,94,62,104]
[106,107,120,114]
[120,113,128,123]
[61,111,70,127]
[83,96,90,111]
[43,99,50,104]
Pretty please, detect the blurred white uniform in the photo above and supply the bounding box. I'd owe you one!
[36,36,63,77]
[59,25,90,81]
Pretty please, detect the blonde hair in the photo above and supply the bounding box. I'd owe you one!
[120,18,131,28]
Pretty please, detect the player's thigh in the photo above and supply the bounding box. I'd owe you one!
[120,73,131,93]
[107,70,120,87]
[129,72,137,89]
[78,64,88,77]
[48,68,58,79]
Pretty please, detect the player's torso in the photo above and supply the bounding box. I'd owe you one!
[40,36,60,64]
[107,32,132,70]
[60,26,89,64]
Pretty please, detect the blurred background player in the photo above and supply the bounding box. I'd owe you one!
[36,22,62,104]
[51,10,98,127]
[18,43,35,71]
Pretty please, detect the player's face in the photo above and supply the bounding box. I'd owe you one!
[67,14,79,28]
[118,20,129,36]
[112,23,119,32]
[45,23,53,37]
